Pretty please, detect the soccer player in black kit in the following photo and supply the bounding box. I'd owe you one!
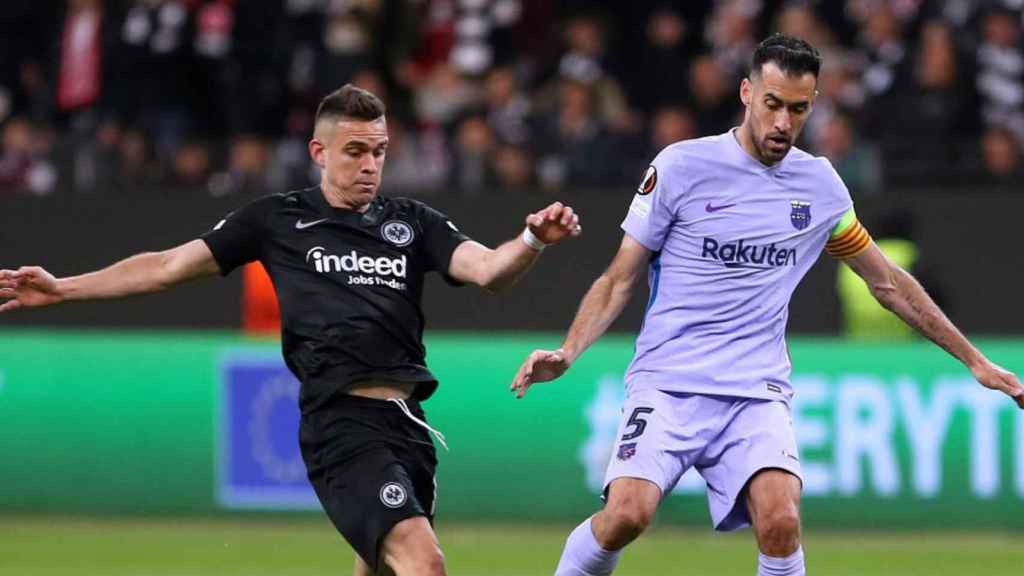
[0,85,581,576]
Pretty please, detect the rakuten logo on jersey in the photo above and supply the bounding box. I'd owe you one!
[701,238,796,269]
[305,246,408,290]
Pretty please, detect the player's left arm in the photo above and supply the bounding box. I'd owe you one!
[833,221,1024,409]
[448,201,581,292]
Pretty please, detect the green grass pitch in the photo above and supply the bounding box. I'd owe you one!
[1,517,1018,575]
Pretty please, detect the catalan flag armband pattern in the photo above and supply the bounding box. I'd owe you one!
[825,218,872,259]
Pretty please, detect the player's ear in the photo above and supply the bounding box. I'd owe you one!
[740,77,752,107]
[309,138,326,169]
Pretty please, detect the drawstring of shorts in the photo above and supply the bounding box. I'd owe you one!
[387,398,449,451]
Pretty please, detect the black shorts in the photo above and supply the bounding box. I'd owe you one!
[299,395,438,573]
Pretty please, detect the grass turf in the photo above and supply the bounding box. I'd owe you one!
[1,517,1018,575]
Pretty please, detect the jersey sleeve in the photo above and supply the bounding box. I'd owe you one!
[820,159,871,260]
[417,202,471,276]
[201,197,272,275]
[621,151,680,252]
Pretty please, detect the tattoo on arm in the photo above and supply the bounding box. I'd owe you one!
[891,267,976,365]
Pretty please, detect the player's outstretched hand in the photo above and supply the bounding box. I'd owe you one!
[0,267,62,312]
[972,360,1024,409]
[526,202,582,246]
[510,348,570,399]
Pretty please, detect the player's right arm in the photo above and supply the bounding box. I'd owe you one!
[0,240,221,312]
[510,233,651,398]
[511,150,679,398]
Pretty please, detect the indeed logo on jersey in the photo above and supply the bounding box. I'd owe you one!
[305,246,408,290]
[701,238,796,268]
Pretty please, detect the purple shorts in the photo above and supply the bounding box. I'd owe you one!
[603,389,802,531]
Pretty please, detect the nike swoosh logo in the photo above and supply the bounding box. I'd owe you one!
[705,202,736,213]
[295,218,329,230]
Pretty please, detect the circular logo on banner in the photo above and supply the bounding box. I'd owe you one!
[381,220,415,247]
[380,482,408,508]
[637,165,657,195]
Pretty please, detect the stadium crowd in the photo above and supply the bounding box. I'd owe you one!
[1,0,1022,198]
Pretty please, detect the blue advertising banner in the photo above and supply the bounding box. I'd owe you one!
[217,357,318,510]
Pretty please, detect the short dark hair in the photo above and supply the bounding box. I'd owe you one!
[315,84,386,126]
[750,33,822,79]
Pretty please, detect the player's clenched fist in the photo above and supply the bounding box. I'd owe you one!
[526,202,582,246]
[510,348,571,399]
[0,267,62,312]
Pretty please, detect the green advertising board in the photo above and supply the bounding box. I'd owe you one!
[0,331,1021,528]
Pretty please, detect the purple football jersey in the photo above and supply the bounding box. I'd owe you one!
[621,130,853,401]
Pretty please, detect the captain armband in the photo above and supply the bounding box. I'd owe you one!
[825,218,872,259]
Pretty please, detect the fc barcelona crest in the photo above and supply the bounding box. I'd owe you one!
[617,442,637,461]
[790,201,811,230]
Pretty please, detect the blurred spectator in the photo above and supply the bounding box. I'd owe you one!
[884,20,970,184]
[450,113,497,193]
[208,135,270,197]
[1,0,1022,197]
[115,127,159,189]
[0,2,55,124]
[88,121,162,193]
[846,0,924,24]
[804,53,867,150]
[556,12,634,133]
[650,106,698,153]
[628,7,694,112]
[382,115,434,193]
[688,54,739,136]
[55,0,106,118]
[226,0,286,134]
[414,63,479,129]
[534,77,618,191]
[450,0,524,75]
[403,0,522,80]
[318,3,376,93]
[190,0,245,137]
[492,143,534,192]
[484,66,532,145]
[706,0,759,79]
[170,139,211,189]
[856,3,911,140]
[975,6,1024,142]
[0,117,56,195]
[774,3,838,52]
[50,0,127,194]
[351,68,390,104]
[817,112,883,196]
[267,107,317,194]
[622,104,698,183]
[110,0,196,157]
[979,125,1023,186]
[380,114,447,194]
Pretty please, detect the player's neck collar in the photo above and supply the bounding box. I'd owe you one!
[308,185,384,218]
[727,127,787,173]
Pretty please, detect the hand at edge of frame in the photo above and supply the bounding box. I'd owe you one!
[0,266,62,312]
[971,360,1024,410]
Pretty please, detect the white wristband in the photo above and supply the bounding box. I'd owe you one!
[521,227,548,251]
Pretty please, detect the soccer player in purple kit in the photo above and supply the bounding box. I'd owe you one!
[511,34,1023,576]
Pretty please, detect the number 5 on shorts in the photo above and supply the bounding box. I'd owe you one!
[621,407,654,441]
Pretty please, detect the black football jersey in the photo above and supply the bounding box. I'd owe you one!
[202,186,470,414]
